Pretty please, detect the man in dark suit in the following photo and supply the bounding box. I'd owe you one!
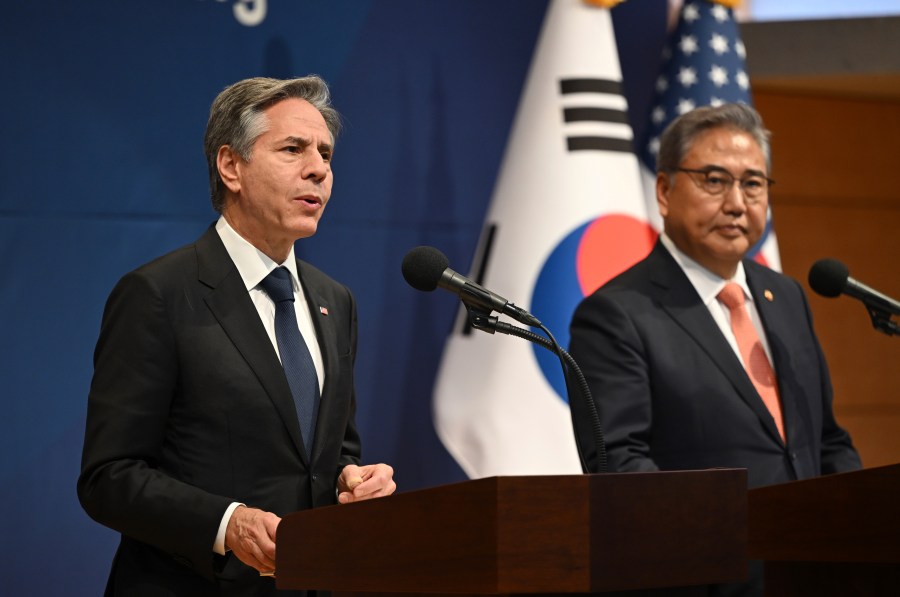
[568,103,860,596]
[78,76,396,596]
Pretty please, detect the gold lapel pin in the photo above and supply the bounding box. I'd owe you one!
[764,289,774,302]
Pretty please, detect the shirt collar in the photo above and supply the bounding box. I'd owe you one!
[659,232,751,306]
[215,216,300,292]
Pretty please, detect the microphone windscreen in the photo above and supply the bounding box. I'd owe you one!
[402,246,449,292]
[808,258,850,298]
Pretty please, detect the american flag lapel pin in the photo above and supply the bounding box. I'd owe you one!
[319,305,329,316]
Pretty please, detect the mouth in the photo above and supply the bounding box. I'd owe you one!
[715,223,747,237]
[294,195,323,208]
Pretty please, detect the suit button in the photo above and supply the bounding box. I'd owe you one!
[791,452,797,460]
[312,474,318,481]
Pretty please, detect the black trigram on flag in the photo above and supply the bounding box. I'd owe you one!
[560,78,632,153]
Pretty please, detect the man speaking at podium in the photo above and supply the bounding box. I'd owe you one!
[569,104,860,596]
[78,76,395,596]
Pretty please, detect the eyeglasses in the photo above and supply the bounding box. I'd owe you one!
[674,167,774,203]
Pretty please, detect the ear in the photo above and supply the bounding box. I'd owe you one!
[216,145,242,194]
[656,172,671,218]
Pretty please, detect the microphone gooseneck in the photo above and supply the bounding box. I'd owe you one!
[472,314,607,474]
[401,245,608,473]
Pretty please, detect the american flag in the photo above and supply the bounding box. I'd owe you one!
[640,0,752,172]
[639,0,781,268]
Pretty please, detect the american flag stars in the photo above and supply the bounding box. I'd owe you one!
[677,66,698,87]
[639,1,753,173]
[709,33,729,55]
[638,0,782,268]
[679,35,699,55]
[709,64,729,87]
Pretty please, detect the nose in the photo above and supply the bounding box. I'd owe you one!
[721,181,747,214]
[302,150,328,182]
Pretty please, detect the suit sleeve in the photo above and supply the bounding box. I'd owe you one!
[569,291,660,474]
[77,270,231,578]
[335,283,362,485]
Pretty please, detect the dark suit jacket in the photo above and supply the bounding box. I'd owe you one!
[78,225,361,596]
[569,240,860,488]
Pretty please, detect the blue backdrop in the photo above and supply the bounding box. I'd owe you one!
[0,0,666,593]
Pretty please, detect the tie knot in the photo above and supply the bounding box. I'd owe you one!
[260,267,295,303]
[717,282,746,310]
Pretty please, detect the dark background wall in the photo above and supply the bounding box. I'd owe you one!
[4,2,898,595]
[0,1,668,593]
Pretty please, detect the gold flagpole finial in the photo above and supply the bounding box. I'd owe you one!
[709,0,743,8]
[583,0,626,8]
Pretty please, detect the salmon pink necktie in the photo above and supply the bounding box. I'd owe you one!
[717,282,785,441]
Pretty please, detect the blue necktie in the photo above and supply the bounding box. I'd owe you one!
[260,267,320,457]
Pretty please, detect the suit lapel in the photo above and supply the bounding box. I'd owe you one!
[650,244,784,445]
[196,227,308,461]
[297,260,340,464]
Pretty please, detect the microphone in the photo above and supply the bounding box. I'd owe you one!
[808,258,900,317]
[401,245,605,473]
[401,246,542,327]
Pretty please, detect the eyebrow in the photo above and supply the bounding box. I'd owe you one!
[281,136,334,152]
[702,165,767,178]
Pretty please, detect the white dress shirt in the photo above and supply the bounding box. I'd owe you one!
[210,216,325,554]
[659,233,775,367]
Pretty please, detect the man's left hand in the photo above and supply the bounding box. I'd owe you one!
[337,463,396,504]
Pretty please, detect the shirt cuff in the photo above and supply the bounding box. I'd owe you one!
[213,502,244,555]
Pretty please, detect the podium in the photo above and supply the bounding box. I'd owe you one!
[748,463,900,596]
[276,470,747,595]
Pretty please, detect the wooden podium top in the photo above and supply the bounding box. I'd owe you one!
[749,463,900,563]
[276,469,747,594]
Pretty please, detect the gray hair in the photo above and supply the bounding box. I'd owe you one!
[204,75,341,213]
[656,103,771,175]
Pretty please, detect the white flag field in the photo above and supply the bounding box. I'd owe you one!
[433,0,656,478]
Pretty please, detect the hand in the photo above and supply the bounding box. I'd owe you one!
[224,505,281,574]
[337,463,396,504]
